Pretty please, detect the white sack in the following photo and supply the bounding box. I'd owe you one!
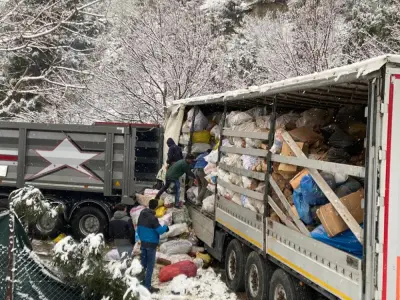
[160,240,193,255]
[202,195,215,213]
[167,223,189,238]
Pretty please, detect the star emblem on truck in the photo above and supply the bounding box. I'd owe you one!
[26,138,101,181]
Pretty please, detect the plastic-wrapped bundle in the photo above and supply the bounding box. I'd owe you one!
[187,108,209,131]
[160,240,193,255]
[222,154,242,168]
[275,111,300,130]
[204,150,219,164]
[226,111,253,127]
[256,115,273,129]
[240,195,257,212]
[296,108,332,128]
[210,125,221,138]
[204,163,217,175]
[201,195,215,213]
[217,168,230,183]
[241,155,258,170]
[270,128,284,154]
[228,173,242,185]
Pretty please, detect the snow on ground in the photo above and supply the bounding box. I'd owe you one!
[153,267,237,300]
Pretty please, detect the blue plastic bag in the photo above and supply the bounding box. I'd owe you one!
[300,173,336,206]
[293,189,313,225]
[311,224,363,258]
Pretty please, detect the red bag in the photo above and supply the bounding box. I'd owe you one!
[159,260,197,282]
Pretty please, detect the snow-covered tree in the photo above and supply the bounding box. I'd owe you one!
[0,0,106,122]
[80,0,223,123]
[54,234,149,300]
[344,0,400,61]
[237,0,348,83]
[9,185,61,227]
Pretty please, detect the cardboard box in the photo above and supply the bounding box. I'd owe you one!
[278,142,308,173]
[289,169,309,190]
[316,189,364,237]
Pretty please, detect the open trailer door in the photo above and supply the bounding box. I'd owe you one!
[380,69,400,300]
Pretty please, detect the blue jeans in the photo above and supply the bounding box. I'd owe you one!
[140,247,156,289]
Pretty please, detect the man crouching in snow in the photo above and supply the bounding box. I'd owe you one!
[137,199,169,293]
[109,204,135,257]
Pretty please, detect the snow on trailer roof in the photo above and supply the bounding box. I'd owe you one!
[172,55,400,109]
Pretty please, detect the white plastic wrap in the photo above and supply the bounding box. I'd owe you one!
[204,163,217,175]
[270,128,284,154]
[162,194,175,206]
[191,143,211,153]
[187,108,209,131]
[159,212,173,226]
[233,137,245,148]
[179,134,190,145]
[228,173,242,185]
[193,258,204,269]
[217,168,230,183]
[160,240,193,255]
[296,108,331,128]
[256,115,273,129]
[231,193,242,206]
[240,195,257,212]
[222,154,242,168]
[242,155,258,170]
[210,125,221,138]
[204,150,219,164]
[275,111,300,129]
[207,183,215,193]
[130,205,145,226]
[169,254,193,264]
[186,186,199,201]
[226,111,253,127]
[201,195,215,213]
[232,121,257,132]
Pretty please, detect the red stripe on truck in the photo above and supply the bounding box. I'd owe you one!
[0,155,18,161]
[382,74,400,300]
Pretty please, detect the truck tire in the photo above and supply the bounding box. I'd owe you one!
[225,239,249,292]
[245,251,271,300]
[269,268,312,300]
[32,213,64,240]
[71,206,108,240]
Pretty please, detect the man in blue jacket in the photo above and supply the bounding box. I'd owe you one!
[137,199,169,292]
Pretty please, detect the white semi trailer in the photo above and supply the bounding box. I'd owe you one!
[164,55,400,300]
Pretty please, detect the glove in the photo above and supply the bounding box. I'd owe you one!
[166,226,170,232]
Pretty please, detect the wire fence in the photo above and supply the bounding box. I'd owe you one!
[0,211,83,300]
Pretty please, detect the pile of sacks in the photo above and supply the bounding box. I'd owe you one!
[179,108,221,154]
[130,189,213,283]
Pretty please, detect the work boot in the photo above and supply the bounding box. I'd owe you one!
[149,286,160,293]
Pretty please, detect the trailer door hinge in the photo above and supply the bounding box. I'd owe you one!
[378,150,387,161]
[380,103,388,114]
[376,243,383,254]
[374,290,382,300]
[377,196,384,208]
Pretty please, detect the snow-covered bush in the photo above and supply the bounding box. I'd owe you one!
[9,186,62,226]
[54,234,149,300]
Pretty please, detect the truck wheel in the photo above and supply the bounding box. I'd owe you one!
[269,269,311,300]
[71,206,107,239]
[245,251,270,300]
[32,212,64,240]
[225,239,249,292]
